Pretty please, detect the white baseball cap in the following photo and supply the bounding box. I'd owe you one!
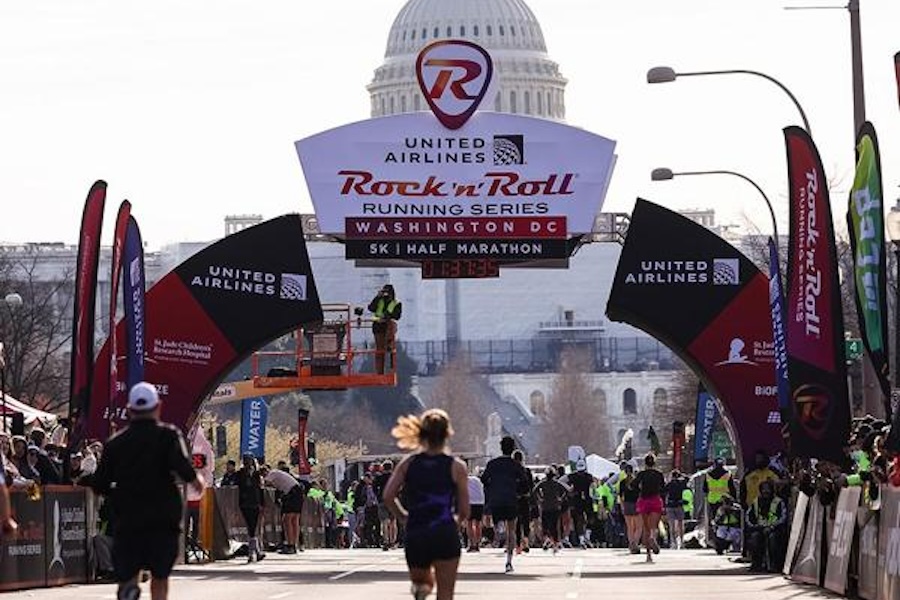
[575,458,587,472]
[127,382,160,412]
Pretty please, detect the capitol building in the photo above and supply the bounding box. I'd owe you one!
[1,0,692,459]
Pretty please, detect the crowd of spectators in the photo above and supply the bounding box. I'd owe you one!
[0,425,106,490]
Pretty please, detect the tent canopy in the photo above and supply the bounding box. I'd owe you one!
[586,454,620,480]
[0,393,59,429]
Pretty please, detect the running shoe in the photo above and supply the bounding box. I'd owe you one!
[117,582,140,600]
[411,584,429,600]
[505,562,514,573]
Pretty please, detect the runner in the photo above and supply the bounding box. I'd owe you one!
[236,455,266,563]
[0,449,16,537]
[466,468,485,552]
[383,409,469,600]
[512,450,533,554]
[481,435,527,573]
[634,454,665,563]
[91,382,204,600]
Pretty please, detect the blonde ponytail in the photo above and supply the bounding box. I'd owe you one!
[392,414,423,450]
[391,408,453,450]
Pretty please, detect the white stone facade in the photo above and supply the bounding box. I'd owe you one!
[368,0,567,120]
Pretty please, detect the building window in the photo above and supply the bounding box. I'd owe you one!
[524,91,531,115]
[494,92,502,111]
[511,26,516,36]
[653,388,667,407]
[510,90,517,114]
[546,92,552,117]
[402,31,406,41]
[637,428,650,452]
[487,25,493,36]
[411,29,416,40]
[474,25,479,36]
[447,26,452,37]
[434,27,439,38]
[530,391,547,418]
[390,97,395,114]
[537,91,543,115]
[380,97,385,115]
[422,28,427,40]
[592,389,608,412]
[500,25,505,36]
[623,388,637,415]
[414,94,421,111]
[460,25,465,36]
[401,95,407,113]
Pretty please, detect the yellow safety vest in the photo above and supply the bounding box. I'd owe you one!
[706,472,731,504]
[752,497,782,526]
[375,298,399,320]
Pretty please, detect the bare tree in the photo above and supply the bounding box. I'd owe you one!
[539,347,609,462]
[426,357,486,455]
[0,250,73,412]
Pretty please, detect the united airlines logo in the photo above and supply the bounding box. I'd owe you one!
[712,258,740,285]
[416,40,493,130]
[280,274,307,301]
[493,135,524,165]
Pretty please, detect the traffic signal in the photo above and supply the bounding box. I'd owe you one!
[307,439,317,465]
[215,424,227,458]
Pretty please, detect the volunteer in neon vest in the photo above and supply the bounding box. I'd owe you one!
[745,480,786,572]
[368,284,402,375]
[703,457,736,536]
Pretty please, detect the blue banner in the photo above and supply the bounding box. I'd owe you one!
[240,398,268,459]
[694,387,717,466]
[768,237,790,419]
[122,216,145,390]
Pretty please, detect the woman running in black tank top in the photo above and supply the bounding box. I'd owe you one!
[384,409,470,600]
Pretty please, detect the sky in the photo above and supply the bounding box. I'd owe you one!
[2,0,899,249]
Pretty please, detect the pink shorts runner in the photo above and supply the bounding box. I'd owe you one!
[636,495,664,515]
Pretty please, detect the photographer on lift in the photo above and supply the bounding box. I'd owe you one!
[368,284,402,375]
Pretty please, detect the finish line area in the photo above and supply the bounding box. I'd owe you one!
[8,548,835,600]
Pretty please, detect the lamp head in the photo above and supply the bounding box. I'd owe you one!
[887,197,900,244]
[647,66,677,84]
[4,293,22,308]
[650,168,675,182]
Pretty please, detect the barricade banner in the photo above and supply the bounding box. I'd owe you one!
[214,487,248,543]
[859,507,880,600]
[783,492,810,575]
[791,495,824,585]
[879,485,900,600]
[824,486,862,594]
[261,489,282,548]
[43,486,88,586]
[0,491,49,591]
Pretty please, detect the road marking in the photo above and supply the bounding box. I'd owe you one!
[329,556,399,581]
[565,557,584,599]
[269,593,292,599]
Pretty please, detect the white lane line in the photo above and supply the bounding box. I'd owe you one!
[565,557,584,600]
[269,593,293,599]
[329,556,399,581]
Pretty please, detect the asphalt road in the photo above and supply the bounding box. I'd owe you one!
[6,547,841,599]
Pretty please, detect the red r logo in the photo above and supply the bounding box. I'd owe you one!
[416,40,493,130]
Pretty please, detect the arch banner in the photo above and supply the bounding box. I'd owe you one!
[606,199,783,467]
[85,215,322,438]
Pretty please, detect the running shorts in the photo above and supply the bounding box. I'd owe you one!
[113,530,180,581]
[469,504,484,521]
[489,504,518,522]
[637,496,663,515]
[281,486,304,514]
[405,524,461,569]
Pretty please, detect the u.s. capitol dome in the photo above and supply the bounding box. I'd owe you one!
[368,0,567,120]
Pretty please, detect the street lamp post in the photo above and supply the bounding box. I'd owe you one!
[0,292,23,433]
[646,66,813,136]
[650,167,780,245]
[885,199,900,403]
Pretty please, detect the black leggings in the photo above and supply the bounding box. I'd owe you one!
[241,506,261,538]
[516,500,531,541]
